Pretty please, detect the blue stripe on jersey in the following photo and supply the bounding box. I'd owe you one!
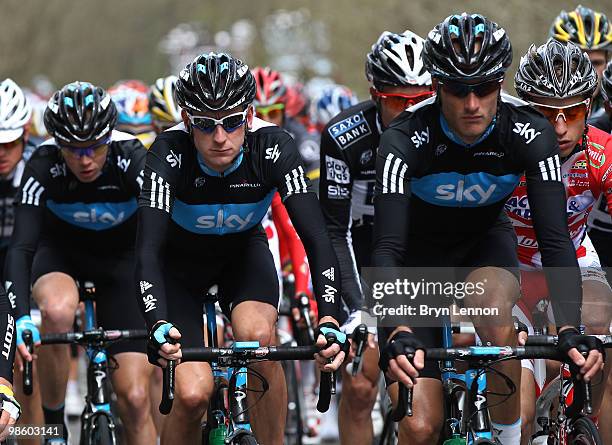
[46,199,137,230]
[171,190,275,235]
[411,172,520,207]
[197,149,244,177]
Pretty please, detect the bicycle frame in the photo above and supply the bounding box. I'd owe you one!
[441,322,493,444]
[204,299,255,441]
[80,292,117,445]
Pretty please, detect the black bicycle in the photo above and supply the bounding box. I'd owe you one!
[158,288,335,445]
[384,331,611,445]
[22,281,147,445]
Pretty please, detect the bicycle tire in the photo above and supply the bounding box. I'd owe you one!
[567,416,602,445]
[283,358,305,445]
[236,433,259,445]
[91,414,115,445]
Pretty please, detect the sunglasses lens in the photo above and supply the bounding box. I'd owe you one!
[442,82,469,97]
[473,81,501,97]
[192,117,217,132]
[536,107,558,122]
[382,95,410,111]
[535,102,588,124]
[563,103,588,122]
[442,80,500,98]
[221,114,246,131]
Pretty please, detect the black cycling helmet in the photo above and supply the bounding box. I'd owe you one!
[601,61,612,104]
[423,13,513,82]
[44,81,117,143]
[550,5,612,51]
[175,52,256,113]
[365,30,431,89]
[514,38,597,99]
[515,39,597,100]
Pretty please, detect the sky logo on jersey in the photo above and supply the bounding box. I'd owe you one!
[171,191,275,235]
[412,172,520,207]
[46,199,137,230]
[512,122,541,145]
[328,111,372,150]
[411,127,429,148]
[265,144,281,163]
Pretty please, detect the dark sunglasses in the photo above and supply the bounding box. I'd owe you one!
[188,109,248,134]
[59,136,111,158]
[439,78,503,98]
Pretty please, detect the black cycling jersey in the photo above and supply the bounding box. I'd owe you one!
[588,109,612,134]
[284,117,321,174]
[4,131,146,319]
[0,283,15,383]
[319,100,379,312]
[0,141,36,274]
[373,93,582,328]
[135,118,341,328]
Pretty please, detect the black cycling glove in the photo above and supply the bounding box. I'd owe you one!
[557,328,605,363]
[147,321,178,367]
[379,331,426,373]
[316,322,350,354]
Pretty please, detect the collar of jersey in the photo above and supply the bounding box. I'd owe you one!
[439,113,496,148]
[197,147,244,177]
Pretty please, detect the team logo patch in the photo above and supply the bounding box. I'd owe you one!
[360,149,373,165]
[328,111,372,149]
[435,144,447,157]
[573,159,587,170]
[325,156,350,184]
[588,144,606,169]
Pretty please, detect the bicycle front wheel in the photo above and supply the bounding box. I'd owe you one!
[91,414,115,445]
[567,416,602,445]
[237,433,259,445]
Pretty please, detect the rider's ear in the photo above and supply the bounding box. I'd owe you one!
[181,109,191,132]
[246,106,254,129]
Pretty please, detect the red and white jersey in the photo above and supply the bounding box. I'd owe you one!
[505,125,612,268]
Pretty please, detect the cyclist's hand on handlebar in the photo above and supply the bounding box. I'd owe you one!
[147,320,182,367]
[16,315,41,364]
[379,330,425,388]
[314,317,349,371]
[558,327,605,381]
[0,382,21,441]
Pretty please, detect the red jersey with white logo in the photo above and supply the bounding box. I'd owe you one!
[505,125,612,268]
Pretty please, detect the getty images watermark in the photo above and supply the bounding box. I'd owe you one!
[361,267,503,328]
[370,278,497,318]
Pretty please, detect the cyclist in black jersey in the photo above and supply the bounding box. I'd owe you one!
[373,14,604,445]
[0,78,31,439]
[136,52,345,444]
[5,82,156,445]
[319,30,433,445]
[0,79,36,275]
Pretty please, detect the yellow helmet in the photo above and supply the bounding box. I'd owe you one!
[550,5,612,51]
[149,76,181,129]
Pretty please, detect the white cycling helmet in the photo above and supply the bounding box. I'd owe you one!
[0,79,32,143]
[366,29,432,88]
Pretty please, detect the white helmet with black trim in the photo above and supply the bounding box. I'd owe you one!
[366,30,431,88]
[0,79,32,143]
